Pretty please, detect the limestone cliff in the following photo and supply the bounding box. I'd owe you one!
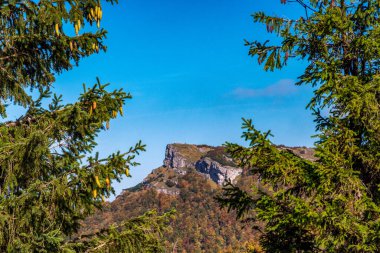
[163,143,242,185]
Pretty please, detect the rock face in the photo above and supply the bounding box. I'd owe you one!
[195,157,242,185]
[163,144,198,169]
[163,144,241,185]
[162,143,316,186]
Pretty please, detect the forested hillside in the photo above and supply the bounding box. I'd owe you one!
[81,144,314,252]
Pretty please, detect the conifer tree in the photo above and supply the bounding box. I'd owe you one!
[218,1,380,252]
[0,1,171,252]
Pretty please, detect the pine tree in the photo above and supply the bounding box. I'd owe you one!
[0,1,172,252]
[218,1,380,252]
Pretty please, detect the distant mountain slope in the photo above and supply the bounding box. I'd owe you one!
[81,144,315,252]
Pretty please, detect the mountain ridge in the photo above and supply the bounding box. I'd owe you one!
[81,143,315,252]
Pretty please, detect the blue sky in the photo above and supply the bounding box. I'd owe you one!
[37,1,317,197]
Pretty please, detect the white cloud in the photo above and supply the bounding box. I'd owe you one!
[232,79,297,98]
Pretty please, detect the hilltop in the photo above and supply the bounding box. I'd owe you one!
[80,143,315,252]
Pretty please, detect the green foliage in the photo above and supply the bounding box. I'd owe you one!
[219,1,380,252]
[0,1,171,252]
[73,210,175,253]
[0,0,114,117]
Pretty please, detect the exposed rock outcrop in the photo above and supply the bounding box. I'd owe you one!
[195,157,242,185]
[163,144,200,169]
[162,143,315,186]
[163,144,241,185]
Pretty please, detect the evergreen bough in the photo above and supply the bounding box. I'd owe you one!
[0,1,172,252]
[218,1,380,252]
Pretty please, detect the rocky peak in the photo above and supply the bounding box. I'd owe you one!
[162,143,316,186]
[163,143,201,169]
[163,143,242,185]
